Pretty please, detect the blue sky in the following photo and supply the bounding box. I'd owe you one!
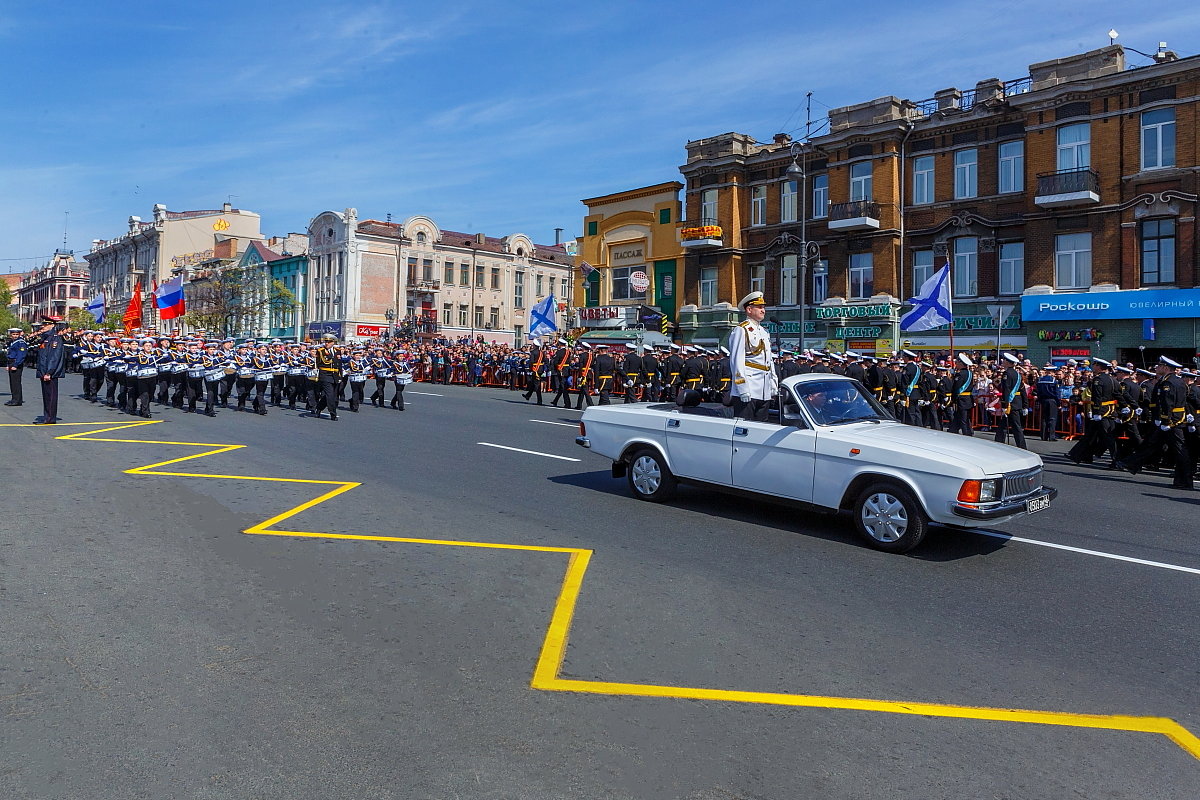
[1,0,1196,274]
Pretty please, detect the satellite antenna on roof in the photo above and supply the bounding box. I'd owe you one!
[63,211,69,249]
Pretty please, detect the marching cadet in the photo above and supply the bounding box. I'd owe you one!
[250,342,273,415]
[201,342,226,416]
[217,338,237,407]
[231,342,255,412]
[1114,365,1143,454]
[311,333,342,420]
[181,340,206,414]
[6,326,29,407]
[346,346,369,412]
[947,353,974,436]
[898,350,924,426]
[153,336,173,406]
[935,363,954,430]
[590,343,616,405]
[522,340,545,405]
[77,331,104,402]
[1118,356,1193,490]
[285,343,308,410]
[368,346,392,407]
[661,343,684,401]
[269,340,288,407]
[131,337,162,418]
[726,291,776,421]
[549,338,573,407]
[390,352,411,410]
[572,341,594,410]
[102,334,123,407]
[620,344,645,404]
[993,352,1028,450]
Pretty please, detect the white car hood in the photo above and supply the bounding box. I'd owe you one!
[820,421,1041,476]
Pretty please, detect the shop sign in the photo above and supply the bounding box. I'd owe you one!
[1037,328,1103,341]
[928,313,1021,331]
[610,242,646,266]
[355,324,386,337]
[661,275,673,297]
[629,271,650,293]
[1050,347,1092,358]
[306,321,344,339]
[847,339,877,351]
[764,320,818,334]
[811,303,892,320]
[577,306,621,321]
[170,249,215,268]
[833,326,881,339]
[1021,288,1200,321]
[681,225,722,240]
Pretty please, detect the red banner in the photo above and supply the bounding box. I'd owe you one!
[122,283,143,334]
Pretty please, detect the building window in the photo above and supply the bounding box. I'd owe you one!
[444,262,455,284]
[1056,123,1090,171]
[748,264,764,295]
[912,249,934,291]
[422,258,433,281]
[850,162,872,202]
[560,277,568,299]
[474,306,484,328]
[514,271,524,307]
[998,140,1024,193]
[811,260,828,304]
[416,231,427,243]
[584,276,599,305]
[700,189,718,221]
[535,274,543,296]
[489,307,499,329]
[475,264,485,288]
[750,185,766,226]
[780,180,797,223]
[659,207,671,225]
[491,267,500,289]
[1141,108,1176,170]
[459,263,469,286]
[780,255,797,306]
[337,251,344,274]
[69,285,80,298]
[458,305,468,327]
[442,303,452,325]
[953,237,978,297]
[1055,233,1092,288]
[699,267,717,307]
[586,221,598,236]
[912,156,934,205]
[611,266,646,301]
[811,175,828,218]
[954,149,978,199]
[1141,219,1176,285]
[849,253,873,299]
[999,241,1024,296]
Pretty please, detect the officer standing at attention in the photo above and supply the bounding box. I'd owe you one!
[312,333,342,421]
[591,343,616,405]
[899,350,924,426]
[726,291,776,421]
[993,352,1028,449]
[947,353,974,436]
[33,315,66,424]
[5,326,27,406]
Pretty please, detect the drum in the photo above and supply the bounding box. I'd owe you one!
[349,374,367,383]
[223,366,236,375]
[396,374,413,385]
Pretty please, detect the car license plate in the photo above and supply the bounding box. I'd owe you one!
[1025,495,1051,514]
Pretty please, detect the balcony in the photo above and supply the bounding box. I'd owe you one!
[827,200,881,232]
[1035,168,1100,208]
[406,272,441,292]
[679,217,723,249]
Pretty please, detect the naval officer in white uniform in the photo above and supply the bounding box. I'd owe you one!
[726,291,777,421]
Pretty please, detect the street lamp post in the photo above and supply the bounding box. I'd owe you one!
[786,144,821,352]
[385,307,395,340]
[464,241,478,341]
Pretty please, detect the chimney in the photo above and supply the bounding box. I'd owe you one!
[222,202,232,213]
[554,227,563,245]
[475,233,486,245]
[934,87,962,111]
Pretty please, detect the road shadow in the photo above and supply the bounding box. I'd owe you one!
[549,471,1009,562]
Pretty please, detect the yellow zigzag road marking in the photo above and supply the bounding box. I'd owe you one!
[7,419,1199,763]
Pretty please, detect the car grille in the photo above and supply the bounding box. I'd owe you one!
[1002,467,1042,500]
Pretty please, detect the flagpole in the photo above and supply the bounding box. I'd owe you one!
[946,259,955,364]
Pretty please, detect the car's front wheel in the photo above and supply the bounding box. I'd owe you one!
[852,481,928,553]
[627,448,677,502]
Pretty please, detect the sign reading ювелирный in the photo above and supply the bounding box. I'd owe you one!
[1021,288,1200,321]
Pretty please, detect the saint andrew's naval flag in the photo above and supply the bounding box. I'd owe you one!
[899,264,953,332]
[84,291,106,324]
[153,274,186,320]
[528,294,558,339]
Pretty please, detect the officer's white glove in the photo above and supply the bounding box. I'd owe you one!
[1187,414,1195,423]
[1120,407,1131,416]
[1135,408,1144,416]
[1189,426,1197,433]
[1022,408,1030,416]
[624,380,633,388]
[1091,414,1101,421]
[1160,423,1171,431]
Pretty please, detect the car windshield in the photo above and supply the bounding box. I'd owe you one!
[791,378,889,426]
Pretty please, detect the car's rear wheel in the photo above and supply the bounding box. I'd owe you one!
[852,481,928,553]
[627,448,677,502]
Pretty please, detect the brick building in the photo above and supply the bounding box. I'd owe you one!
[17,251,90,324]
[677,44,1199,364]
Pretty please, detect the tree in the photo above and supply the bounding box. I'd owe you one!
[67,307,96,332]
[0,281,29,333]
[184,265,296,338]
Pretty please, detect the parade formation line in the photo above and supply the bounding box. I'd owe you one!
[6,419,1199,764]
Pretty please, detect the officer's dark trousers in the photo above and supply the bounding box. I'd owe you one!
[733,396,770,422]
[994,407,1028,449]
[574,379,593,409]
[40,377,58,421]
[1039,399,1059,440]
[1125,426,1192,487]
[947,399,973,436]
[8,365,23,404]
[523,374,542,403]
[317,375,338,418]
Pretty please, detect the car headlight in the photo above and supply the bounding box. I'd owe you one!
[957,479,1001,504]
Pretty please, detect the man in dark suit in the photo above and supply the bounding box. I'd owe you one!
[33,315,67,424]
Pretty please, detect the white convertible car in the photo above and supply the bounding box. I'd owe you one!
[575,373,1056,553]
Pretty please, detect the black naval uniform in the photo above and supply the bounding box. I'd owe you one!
[1068,368,1118,465]
[313,345,342,420]
[6,333,28,406]
[1121,372,1192,489]
[621,349,643,404]
[522,345,544,404]
[993,363,1028,449]
[947,363,974,436]
[592,350,616,405]
[34,327,66,423]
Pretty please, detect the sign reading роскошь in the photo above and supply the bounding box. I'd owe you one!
[1021,288,1200,321]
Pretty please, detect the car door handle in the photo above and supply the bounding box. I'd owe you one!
[667,419,680,428]
[734,427,748,436]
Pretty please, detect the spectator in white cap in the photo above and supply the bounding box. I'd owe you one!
[726,291,776,421]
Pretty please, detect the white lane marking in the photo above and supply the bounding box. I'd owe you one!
[477,442,581,462]
[409,391,443,396]
[972,530,1200,576]
[530,419,578,427]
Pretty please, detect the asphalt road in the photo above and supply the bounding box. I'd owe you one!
[2,376,1198,800]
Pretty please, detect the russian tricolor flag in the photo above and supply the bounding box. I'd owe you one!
[154,274,186,320]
